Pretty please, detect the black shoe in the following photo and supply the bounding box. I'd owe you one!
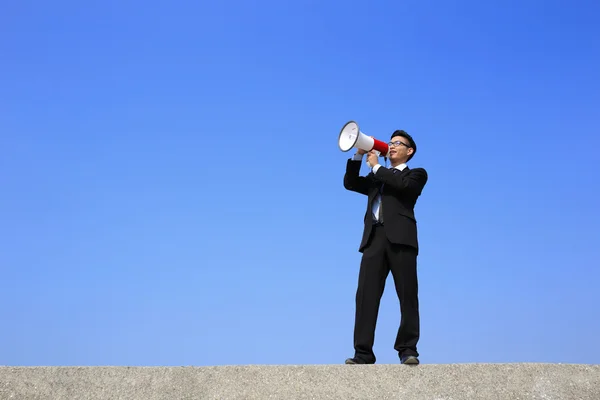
[400,355,419,365]
[345,357,369,364]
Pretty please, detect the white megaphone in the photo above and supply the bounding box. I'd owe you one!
[338,120,389,157]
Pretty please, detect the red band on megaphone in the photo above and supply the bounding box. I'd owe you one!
[372,139,389,156]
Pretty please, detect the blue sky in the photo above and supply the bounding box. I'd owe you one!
[1,0,599,366]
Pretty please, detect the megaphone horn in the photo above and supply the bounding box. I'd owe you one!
[338,120,389,156]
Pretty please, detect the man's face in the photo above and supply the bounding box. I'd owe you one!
[388,136,413,163]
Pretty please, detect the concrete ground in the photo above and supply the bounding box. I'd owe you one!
[1,363,599,399]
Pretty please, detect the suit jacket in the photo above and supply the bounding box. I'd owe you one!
[343,159,428,254]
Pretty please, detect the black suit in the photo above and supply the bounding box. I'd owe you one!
[343,158,428,363]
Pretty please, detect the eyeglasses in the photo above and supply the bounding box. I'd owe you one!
[388,141,410,148]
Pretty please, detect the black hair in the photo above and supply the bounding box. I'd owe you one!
[390,130,416,161]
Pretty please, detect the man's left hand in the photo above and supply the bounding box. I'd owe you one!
[366,151,379,168]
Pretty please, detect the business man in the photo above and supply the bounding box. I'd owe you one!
[343,129,427,365]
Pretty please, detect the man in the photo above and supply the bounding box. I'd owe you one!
[343,129,428,365]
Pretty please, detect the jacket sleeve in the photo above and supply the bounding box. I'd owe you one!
[374,167,428,198]
[343,159,371,196]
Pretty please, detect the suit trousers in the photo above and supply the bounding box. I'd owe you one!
[353,224,419,363]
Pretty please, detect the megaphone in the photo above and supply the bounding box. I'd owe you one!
[338,120,389,157]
